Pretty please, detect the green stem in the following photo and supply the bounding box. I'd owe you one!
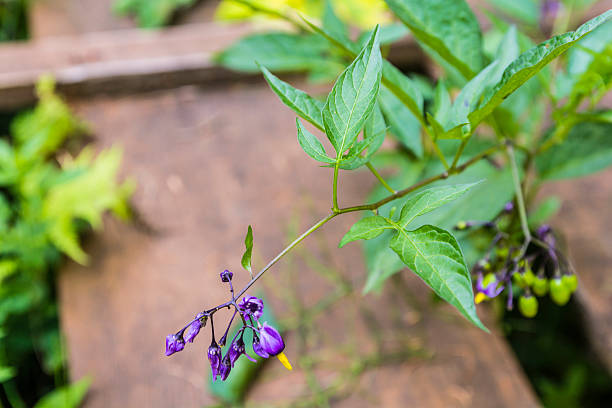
[450,138,468,169]
[232,144,501,299]
[332,163,340,211]
[507,144,531,243]
[366,162,395,194]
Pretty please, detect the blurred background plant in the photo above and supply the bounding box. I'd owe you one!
[0,0,28,41]
[0,76,133,406]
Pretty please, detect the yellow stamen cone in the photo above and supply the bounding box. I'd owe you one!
[475,292,487,304]
[277,352,293,371]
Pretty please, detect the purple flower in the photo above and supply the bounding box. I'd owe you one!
[228,336,256,367]
[220,269,233,282]
[219,354,232,381]
[208,340,222,381]
[258,323,285,356]
[504,202,514,212]
[165,334,185,356]
[252,333,269,358]
[238,296,264,320]
[475,274,504,304]
[184,313,205,343]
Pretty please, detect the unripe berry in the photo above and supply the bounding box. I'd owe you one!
[562,274,578,293]
[482,273,497,288]
[519,295,538,318]
[523,268,535,287]
[513,272,526,288]
[455,221,468,230]
[532,276,548,297]
[550,278,571,306]
[496,247,509,259]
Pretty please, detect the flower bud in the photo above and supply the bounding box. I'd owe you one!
[185,313,206,343]
[519,294,538,318]
[219,354,232,381]
[550,277,571,306]
[532,276,548,297]
[165,334,185,356]
[258,322,285,356]
[562,274,578,293]
[220,269,233,282]
[208,340,222,381]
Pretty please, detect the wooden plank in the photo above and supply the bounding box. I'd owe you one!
[59,80,539,407]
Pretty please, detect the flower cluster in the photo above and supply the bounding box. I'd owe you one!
[456,204,578,318]
[165,269,291,381]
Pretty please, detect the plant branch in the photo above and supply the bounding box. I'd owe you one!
[366,162,395,194]
[506,143,531,244]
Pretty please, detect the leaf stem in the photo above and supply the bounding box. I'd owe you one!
[332,163,340,211]
[365,162,395,194]
[450,138,468,169]
[506,143,531,243]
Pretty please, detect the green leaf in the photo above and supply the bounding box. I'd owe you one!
[322,26,383,158]
[389,224,486,330]
[397,183,479,228]
[0,365,16,382]
[113,0,197,27]
[296,119,334,164]
[469,10,612,127]
[381,61,424,119]
[485,0,539,26]
[241,225,254,274]
[379,87,423,157]
[528,196,561,227]
[215,32,336,73]
[260,66,325,130]
[450,61,500,129]
[337,103,387,170]
[339,216,394,247]
[34,376,91,408]
[384,0,484,78]
[322,0,349,44]
[536,122,612,180]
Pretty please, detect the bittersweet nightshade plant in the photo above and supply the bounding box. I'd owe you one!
[167,0,612,384]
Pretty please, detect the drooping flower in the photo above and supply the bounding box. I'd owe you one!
[238,296,264,320]
[219,354,232,381]
[258,322,285,356]
[208,340,222,381]
[227,336,256,367]
[220,269,233,282]
[165,334,185,356]
[252,333,269,358]
[185,313,206,343]
[475,273,504,304]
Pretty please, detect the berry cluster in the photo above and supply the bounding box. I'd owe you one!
[456,204,577,318]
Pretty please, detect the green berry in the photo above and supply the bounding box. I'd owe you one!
[550,278,571,306]
[519,295,538,318]
[562,275,578,293]
[532,276,549,297]
[456,221,467,230]
[513,272,526,288]
[482,273,497,288]
[523,268,535,287]
[496,247,509,259]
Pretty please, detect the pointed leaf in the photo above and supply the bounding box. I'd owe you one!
[470,10,612,127]
[323,0,349,44]
[296,119,334,163]
[241,225,254,274]
[381,61,424,119]
[389,224,486,330]
[339,216,394,247]
[384,0,484,78]
[323,26,383,157]
[261,66,325,130]
[398,183,479,228]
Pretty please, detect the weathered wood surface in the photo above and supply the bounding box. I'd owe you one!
[59,81,539,407]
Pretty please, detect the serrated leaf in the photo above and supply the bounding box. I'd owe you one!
[536,122,612,180]
[261,66,325,130]
[389,224,486,330]
[385,0,484,78]
[241,225,254,274]
[469,10,612,127]
[379,87,423,157]
[323,26,383,158]
[296,119,334,164]
[339,216,393,247]
[398,183,479,228]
